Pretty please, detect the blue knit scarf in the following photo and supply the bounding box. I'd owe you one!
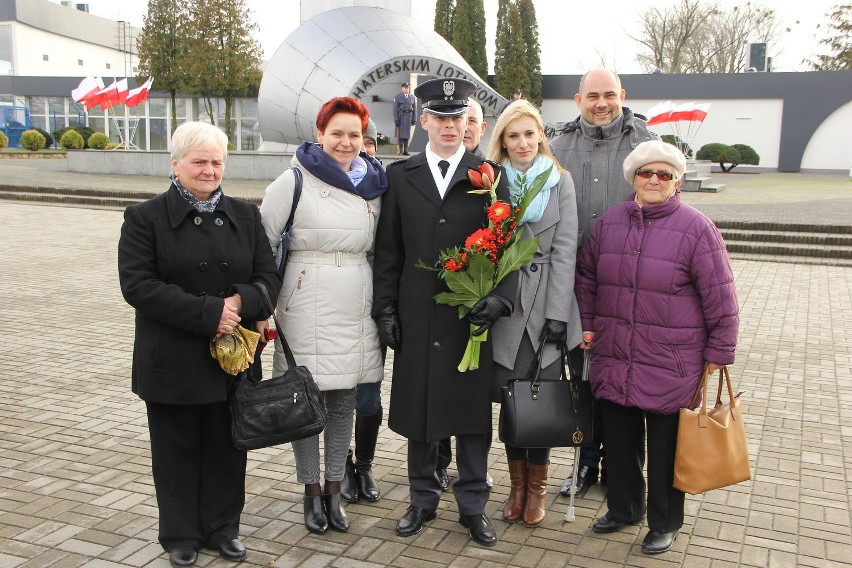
[296,142,387,200]
[502,155,560,224]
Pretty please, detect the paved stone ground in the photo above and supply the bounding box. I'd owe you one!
[1,162,851,567]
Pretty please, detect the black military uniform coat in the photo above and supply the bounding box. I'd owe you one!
[373,151,516,442]
[118,185,281,404]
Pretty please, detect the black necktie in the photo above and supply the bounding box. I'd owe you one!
[438,160,450,178]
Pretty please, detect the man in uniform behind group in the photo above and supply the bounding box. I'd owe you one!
[549,67,658,499]
[393,82,416,155]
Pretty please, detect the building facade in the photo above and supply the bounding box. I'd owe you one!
[1,0,849,172]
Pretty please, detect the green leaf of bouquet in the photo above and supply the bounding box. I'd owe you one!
[496,237,540,283]
[467,253,496,296]
[433,291,479,306]
[443,269,479,296]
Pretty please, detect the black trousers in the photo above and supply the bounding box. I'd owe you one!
[146,400,247,551]
[437,429,493,470]
[408,434,489,515]
[601,400,684,533]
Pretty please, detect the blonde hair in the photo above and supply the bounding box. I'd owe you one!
[171,121,228,162]
[487,100,563,172]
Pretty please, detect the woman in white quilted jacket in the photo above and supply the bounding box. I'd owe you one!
[259,97,388,536]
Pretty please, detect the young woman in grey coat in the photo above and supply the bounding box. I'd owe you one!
[487,100,582,528]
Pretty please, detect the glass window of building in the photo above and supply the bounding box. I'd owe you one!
[241,99,259,151]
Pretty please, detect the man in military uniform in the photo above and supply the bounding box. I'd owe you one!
[373,78,515,548]
[392,82,416,155]
[434,99,491,492]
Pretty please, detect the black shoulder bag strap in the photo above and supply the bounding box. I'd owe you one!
[254,281,297,371]
[283,166,303,237]
[284,166,302,232]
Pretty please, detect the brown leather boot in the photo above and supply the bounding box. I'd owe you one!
[523,462,548,527]
[502,459,527,523]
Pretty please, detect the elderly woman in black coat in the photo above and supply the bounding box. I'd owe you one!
[118,121,280,568]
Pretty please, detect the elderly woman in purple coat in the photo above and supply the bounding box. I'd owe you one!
[577,140,739,555]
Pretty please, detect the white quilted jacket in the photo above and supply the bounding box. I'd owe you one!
[259,155,383,390]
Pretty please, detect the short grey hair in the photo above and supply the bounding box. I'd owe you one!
[171,122,228,162]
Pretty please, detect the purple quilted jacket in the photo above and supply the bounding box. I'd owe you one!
[576,192,739,414]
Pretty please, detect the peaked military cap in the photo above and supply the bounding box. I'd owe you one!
[414,78,477,116]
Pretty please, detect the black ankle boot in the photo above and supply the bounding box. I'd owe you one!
[322,491,350,532]
[340,448,359,503]
[303,494,328,534]
[354,410,382,502]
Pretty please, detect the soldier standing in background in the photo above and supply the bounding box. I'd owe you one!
[393,82,416,155]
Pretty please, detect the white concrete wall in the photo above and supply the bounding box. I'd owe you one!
[801,100,852,172]
[12,22,132,77]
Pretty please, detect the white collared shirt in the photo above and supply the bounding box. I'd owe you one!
[425,143,466,198]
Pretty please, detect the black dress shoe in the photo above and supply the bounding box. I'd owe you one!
[340,449,359,503]
[218,538,245,561]
[395,505,437,537]
[560,465,598,497]
[459,514,497,547]
[485,472,494,490]
[322,493,351,533]
[642,530,677,554]
[169,547,197,567]
[436,468,450,491]
[303,495,328,534]
[592,512,642,533]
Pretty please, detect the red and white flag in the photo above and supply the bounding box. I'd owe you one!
[72,76,104,103]
[648,101,711,124]
[84,80,115,110]
[125,77,154,108]
[645,100,674,126]
[100,78,129,110]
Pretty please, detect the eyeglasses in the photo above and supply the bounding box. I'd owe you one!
[635,169,676,181]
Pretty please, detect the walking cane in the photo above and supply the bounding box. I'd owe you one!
[565,337,592,522]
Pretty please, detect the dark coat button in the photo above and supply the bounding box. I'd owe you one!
[214,218,224,226]
[198,262,208,271]
[219,262,229,271]
[438,218,446,225]
[193,216,202,225]
[218,292,226,298]
[530,264,538,272]
[199,290,206,296]
[433,341,440,349]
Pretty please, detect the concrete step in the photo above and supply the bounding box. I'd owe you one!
[0,190,145,210]
[714,220,852,234]
[0,186,263,209]
[727,252,852,268]
[719,228,852,247]
[681,177,726,192]
[724,239,852,260]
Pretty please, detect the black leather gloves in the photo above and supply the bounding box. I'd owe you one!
[376,305,402,350]
[539,318,568,345]
[469,295,510,336]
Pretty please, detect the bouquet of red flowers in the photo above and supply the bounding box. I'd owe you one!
[418,161,553,371]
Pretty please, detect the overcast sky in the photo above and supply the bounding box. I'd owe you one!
[68,0,839,74]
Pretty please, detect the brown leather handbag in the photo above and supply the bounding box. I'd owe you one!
[673,364,751,495]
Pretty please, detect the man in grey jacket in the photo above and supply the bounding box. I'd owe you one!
[550,67,658,498]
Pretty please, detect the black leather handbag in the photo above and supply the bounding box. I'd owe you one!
[499,342,595,448]
[230,283,326,451]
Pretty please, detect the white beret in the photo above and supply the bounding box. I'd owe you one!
[623,140,687,184]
